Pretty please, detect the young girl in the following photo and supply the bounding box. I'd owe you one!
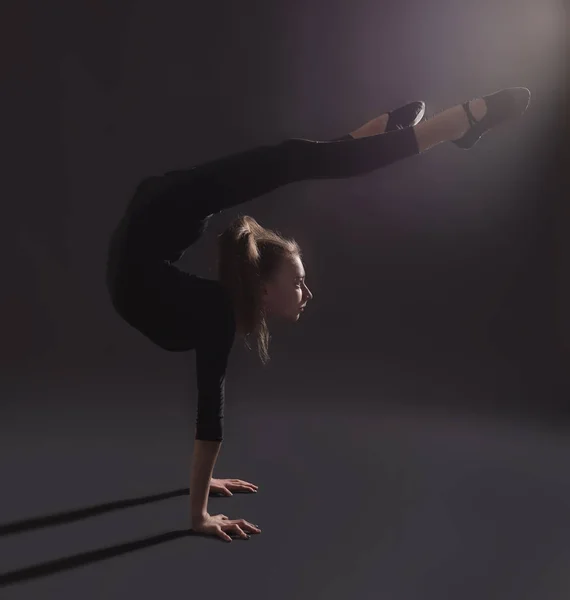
[105,87,530,543]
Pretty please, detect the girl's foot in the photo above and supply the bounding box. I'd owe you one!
[452,87,531,149]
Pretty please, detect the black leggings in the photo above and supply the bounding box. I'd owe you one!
[169,128,418,219]
[119,127,419,259]
[106,127,420,348]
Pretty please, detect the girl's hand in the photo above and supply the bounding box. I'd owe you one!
[192,513,261,543]
[210,478,259,496]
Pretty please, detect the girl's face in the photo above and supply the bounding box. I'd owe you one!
[262,254,313,322]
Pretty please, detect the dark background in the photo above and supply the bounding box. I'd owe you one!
[1,0,568,598]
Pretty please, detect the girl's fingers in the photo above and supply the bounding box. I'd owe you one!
[232,479,258,489]
[231,524,249,539]
[228,482,258,492]
[232,519,261,533]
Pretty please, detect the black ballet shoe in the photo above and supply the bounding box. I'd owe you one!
[452,87,531,149]
[385,101,426,132]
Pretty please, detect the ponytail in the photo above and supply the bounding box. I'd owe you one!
[217,214,300,365]
[217,215,270,364]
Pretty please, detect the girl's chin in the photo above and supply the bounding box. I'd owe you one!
[269,310,302,322]
[279,312,299,322]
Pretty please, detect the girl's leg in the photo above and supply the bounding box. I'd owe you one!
[118,109,413,263]
[331,100,425,140]
[144,90,527,223]
[329,114,390,141]
[150,126,420,221]
[180,95,479,218]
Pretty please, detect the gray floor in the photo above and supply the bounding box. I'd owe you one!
[1,372,569,599]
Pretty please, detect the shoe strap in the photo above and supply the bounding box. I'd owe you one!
[462,101,479,126]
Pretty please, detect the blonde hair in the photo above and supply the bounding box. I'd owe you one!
[217,214,301,365]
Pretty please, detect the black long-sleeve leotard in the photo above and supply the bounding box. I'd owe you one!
[106,173,237,442]
[105,128,420,442]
